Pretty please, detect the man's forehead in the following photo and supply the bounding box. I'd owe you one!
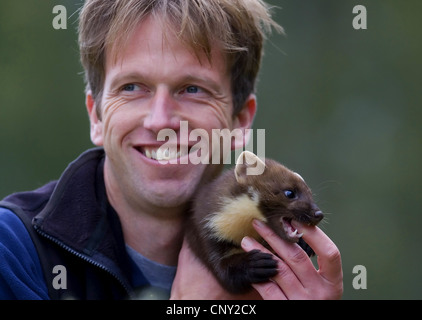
[106,15,227,72]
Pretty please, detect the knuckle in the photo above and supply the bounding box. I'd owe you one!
[324,245,342,264]
[275,261,292,279]
[288,246,309,265]
[261,281,281,297]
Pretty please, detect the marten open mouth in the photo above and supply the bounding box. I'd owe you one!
[280,217,303,241]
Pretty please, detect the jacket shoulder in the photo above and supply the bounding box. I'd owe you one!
[1,181,57,215]
[0,208,49,299]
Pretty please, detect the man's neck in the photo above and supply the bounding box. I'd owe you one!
[103,166,187,266]
[118,209,185,266]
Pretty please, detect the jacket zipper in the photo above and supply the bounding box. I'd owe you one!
[34,225,134,299]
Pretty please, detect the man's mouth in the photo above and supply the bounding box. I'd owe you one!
[135,145,197,162]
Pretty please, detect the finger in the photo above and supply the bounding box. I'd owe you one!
[241,235,306,299]
[251,219,318,282]
[291,221,343,284]
[252,281,287,300]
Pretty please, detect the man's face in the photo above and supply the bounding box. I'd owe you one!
[88,16,255,211]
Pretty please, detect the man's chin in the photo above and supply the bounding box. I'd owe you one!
[139,180,198,208]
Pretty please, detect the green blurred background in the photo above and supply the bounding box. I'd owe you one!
[1,0,421,299]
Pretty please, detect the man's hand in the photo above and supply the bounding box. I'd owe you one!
[171,219,343,300]
[241,219,343,300]
[170,238,261,300]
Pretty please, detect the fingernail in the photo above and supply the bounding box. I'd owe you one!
[253,219,265,229]
[241,236,253,249]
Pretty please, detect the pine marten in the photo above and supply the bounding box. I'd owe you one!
[186,151,323,294]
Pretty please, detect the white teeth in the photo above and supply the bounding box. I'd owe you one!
[281,218,304,239]
[156,148,168,160]
[143,147,188,161]
[145,149,151,159]
[291,229,304,238]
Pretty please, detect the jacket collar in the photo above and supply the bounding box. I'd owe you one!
[33,148,132,288]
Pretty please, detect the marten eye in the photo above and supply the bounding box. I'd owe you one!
[284,190,296,199]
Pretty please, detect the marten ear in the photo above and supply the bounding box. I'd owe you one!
[294,172,305,182]
[235,151,266,184]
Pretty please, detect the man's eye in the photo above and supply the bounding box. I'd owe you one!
[185,86,201,94]
[122,84,138,91]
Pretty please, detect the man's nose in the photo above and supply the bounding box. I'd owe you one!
[143,87,181,133]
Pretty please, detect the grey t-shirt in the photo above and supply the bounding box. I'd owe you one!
[126,244,177,299]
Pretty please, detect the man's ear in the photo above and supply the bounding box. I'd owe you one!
[231,94,257,150]
[86,91,103,146]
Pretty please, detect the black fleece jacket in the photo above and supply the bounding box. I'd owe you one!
[1,148,142,299]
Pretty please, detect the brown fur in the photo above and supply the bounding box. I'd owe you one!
[186,152,323,294]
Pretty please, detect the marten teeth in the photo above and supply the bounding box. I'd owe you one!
[281,217,304,239]
[291,229,304,238]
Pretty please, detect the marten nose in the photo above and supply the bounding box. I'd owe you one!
[314,210,324,222]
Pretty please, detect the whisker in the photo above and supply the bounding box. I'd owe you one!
[261,213,282,220]
[314,180,343,191]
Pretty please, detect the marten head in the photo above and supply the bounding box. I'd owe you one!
[234,151,323,243]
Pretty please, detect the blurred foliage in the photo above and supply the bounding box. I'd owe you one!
[1,0,421,299]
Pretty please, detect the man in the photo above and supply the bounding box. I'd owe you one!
[0,0,343,299]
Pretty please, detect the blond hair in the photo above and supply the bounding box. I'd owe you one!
[78,0,283,118]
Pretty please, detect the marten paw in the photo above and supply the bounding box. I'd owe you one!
[244,249,278,283]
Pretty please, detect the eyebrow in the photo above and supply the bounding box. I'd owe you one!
[108,72,146,91]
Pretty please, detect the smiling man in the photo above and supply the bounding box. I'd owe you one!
[88,13,256,272]
[0,0,343,300]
